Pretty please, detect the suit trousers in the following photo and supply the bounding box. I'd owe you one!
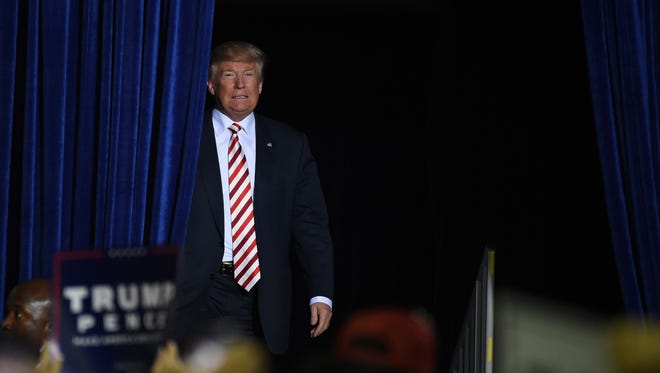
[207,274,292,373]
[205,271,260,338]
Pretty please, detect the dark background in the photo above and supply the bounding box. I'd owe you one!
[211,1,625,371]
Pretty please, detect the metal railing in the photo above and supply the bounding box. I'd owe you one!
[449,247,494,373]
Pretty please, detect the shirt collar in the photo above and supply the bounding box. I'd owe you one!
[212,109,256,138]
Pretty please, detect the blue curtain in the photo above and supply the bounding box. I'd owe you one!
[0,0,214,315]
[581,0,660,317]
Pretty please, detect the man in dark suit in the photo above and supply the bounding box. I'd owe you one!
[173,40,334,361]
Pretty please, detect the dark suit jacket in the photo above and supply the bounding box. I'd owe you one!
[174,109,334,354]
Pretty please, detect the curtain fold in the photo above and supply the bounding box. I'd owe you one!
[581,0,660,317]
[0,0,214,316]
[0,0,20,309]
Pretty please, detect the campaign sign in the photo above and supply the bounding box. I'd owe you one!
[52,246,178,373]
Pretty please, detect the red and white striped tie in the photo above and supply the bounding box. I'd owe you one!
[228,123,260,291]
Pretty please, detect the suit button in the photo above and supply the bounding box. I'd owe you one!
[209,273,215,280]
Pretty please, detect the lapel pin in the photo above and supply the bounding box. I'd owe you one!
[266,142,272,147]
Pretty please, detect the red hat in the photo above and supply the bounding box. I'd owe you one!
[334,307,438,373]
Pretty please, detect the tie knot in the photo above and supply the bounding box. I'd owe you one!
[229,123,242,134]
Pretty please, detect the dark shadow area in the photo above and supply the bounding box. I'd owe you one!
[211,0,625,371]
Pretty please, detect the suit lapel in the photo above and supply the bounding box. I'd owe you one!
[254,115,274,214]
[199,112,225,236]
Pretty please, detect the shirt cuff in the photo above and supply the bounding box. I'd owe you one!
[309,296,333,309]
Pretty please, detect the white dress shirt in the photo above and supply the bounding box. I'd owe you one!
[211,109,332,309]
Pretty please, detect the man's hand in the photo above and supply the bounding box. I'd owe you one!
[310,302,332,338]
